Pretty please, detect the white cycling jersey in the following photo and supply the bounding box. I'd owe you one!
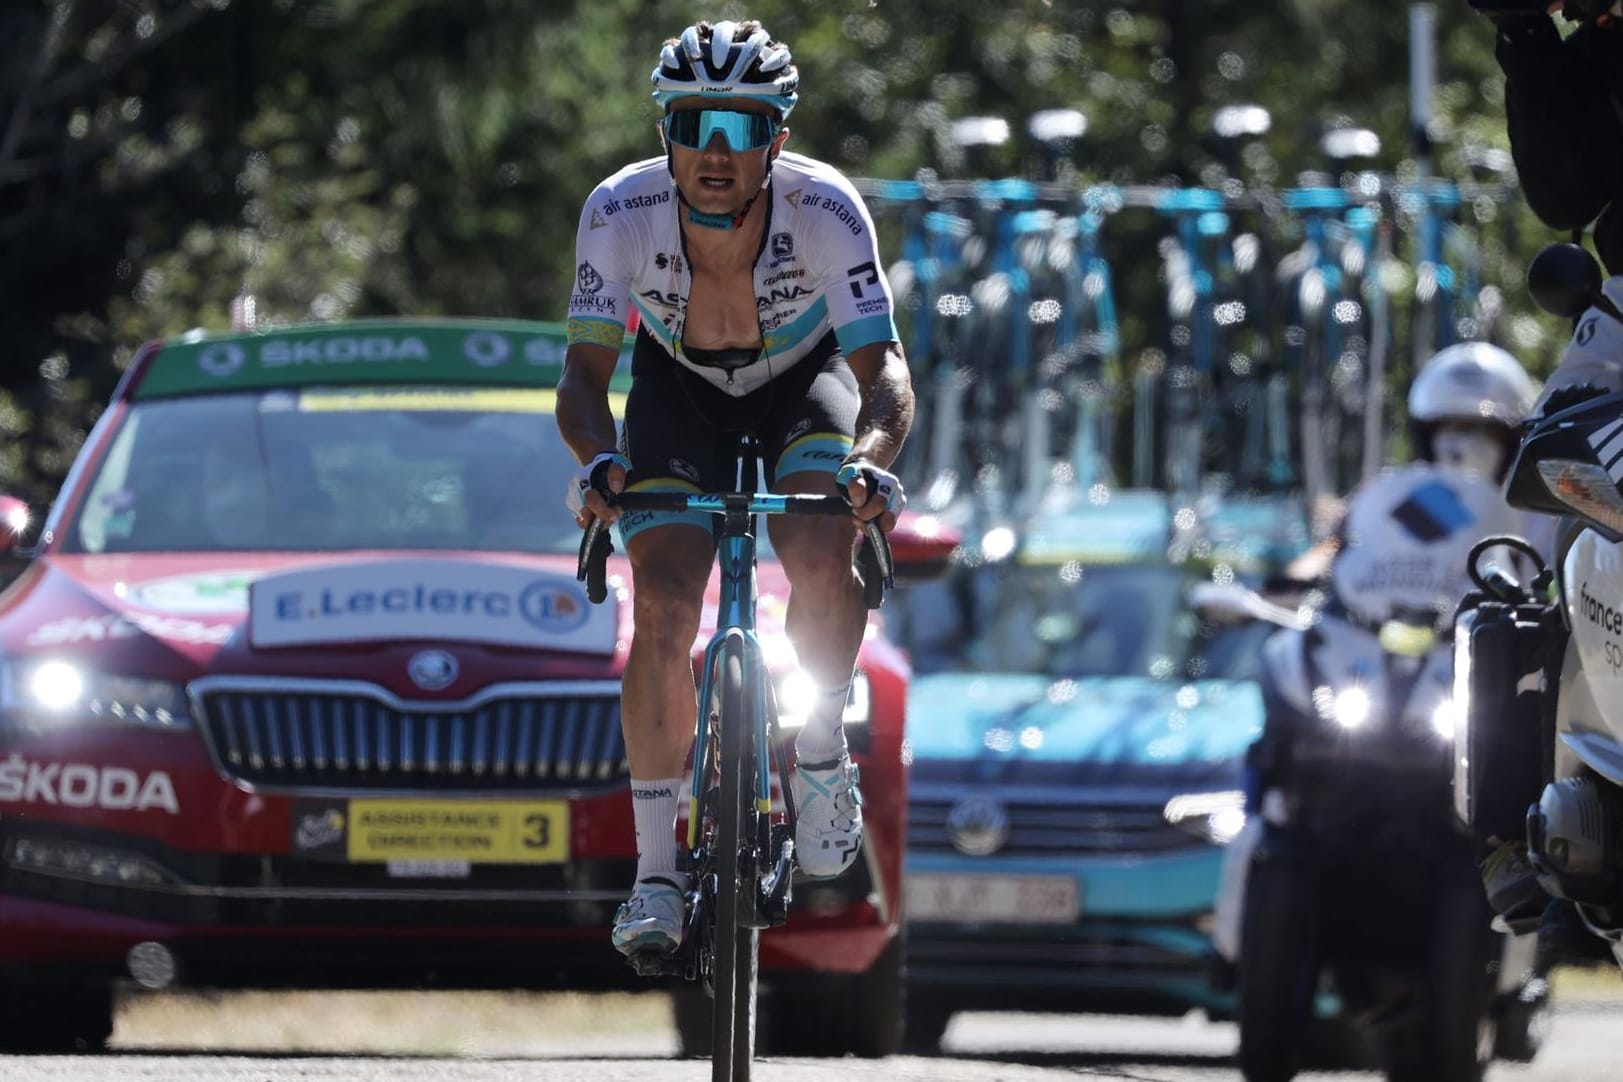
[566,151,898,397]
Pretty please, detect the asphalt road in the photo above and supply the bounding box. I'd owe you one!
[0,990,1614,1081]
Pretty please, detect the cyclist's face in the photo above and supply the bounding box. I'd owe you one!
[661,98,787,218]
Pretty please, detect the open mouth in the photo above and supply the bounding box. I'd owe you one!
[698,175,735,192]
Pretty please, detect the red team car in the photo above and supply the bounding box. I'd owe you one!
[0,320,935,1053]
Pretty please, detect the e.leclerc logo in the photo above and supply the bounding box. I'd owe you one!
[271,576,589,633]
[517,580,588,633]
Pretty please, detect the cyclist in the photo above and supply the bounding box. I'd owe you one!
[554,19,914,957]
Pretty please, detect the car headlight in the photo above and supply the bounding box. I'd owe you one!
[1331,686,1370,730]
[0,660,193,730]
[775,669,870,731]
[1164,789,1247,845]
[1430,697,1461,741]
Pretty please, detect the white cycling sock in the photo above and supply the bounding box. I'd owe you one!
[631,776,686,885]
[793,682,851,765]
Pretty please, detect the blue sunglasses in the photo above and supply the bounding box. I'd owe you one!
[663,109,779,152]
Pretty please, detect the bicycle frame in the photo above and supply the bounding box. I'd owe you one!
[576,474,892,1082]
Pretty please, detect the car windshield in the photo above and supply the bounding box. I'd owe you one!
[906,561,1273,682]
[64,386,588,555]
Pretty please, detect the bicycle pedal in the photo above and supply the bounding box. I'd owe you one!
[758,837,796,928]
[624,948,679,979]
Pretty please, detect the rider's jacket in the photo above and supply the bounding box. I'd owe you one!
[1496,18,1623,274]
[566,152,898,396]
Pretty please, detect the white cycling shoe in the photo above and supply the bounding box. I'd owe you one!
[611,876,687,956]
[793,754,864,879]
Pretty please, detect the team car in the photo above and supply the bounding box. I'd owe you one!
[889,487,1303,1048]
[0,319,948,1053]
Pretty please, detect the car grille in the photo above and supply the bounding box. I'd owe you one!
[195,682,626,792]
[908,799,1202,856]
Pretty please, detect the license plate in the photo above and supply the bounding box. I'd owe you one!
[905,873,1081,923]
[386,860,472,879]
[293,799,569,864]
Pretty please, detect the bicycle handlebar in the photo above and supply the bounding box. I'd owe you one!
[574,491,895,609]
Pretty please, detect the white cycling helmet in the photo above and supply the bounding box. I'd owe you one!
[1407,341,1537,477]
[1408,341,1537,427]
[651,20,799,119]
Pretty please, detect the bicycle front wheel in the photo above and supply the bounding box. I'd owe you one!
[710,634,760,1082]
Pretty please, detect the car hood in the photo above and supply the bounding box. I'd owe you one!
[0,552,799,692]
[906,672,1262,787]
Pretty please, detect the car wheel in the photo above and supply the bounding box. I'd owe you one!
[0,979,115,1053]
[900,994,951,1055]
[1237,858,1318,1082]
[765,932,903,1058]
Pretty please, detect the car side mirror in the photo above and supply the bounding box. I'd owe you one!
[0,495,32,557]
[887,511,960,584]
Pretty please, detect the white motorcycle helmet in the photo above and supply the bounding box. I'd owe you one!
[1407,341,1537,481]
[651,20,799,119]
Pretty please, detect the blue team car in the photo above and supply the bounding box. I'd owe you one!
[891,487,1301,1048]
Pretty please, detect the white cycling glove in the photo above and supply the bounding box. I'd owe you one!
[836,460,906,516]
[566,452,632,518]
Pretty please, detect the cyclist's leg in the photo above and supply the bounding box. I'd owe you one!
[612,336,729,954]
[761,336,867,877]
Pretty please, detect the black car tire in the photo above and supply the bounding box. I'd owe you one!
[0,979,115,1053]
[765,931,904,1058]
[900,991,952,1055]
[1237,857,1318,1082]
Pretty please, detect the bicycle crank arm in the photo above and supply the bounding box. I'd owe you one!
[756,835,796,929]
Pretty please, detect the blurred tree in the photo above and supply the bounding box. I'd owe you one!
[0,0,1569,506]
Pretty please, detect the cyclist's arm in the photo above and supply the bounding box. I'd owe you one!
[844,339,915,471]
[560,174,639,466]
[557,342,622,466]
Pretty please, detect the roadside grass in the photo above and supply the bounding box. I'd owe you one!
[113,990,679,1056]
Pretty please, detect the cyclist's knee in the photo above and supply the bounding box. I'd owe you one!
[628,526,713,623]
[770,516,855,586]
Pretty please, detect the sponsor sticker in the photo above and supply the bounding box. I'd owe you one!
[134,322,593,399]
[249,559,616,651]
[127,571,258,614]
[26,611,234,647]
[293,798,568,863]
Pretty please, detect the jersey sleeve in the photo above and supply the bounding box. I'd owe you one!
[566,181,636,350]
[808,178,900,355]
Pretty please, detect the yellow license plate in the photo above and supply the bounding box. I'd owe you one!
[344,799,569,864]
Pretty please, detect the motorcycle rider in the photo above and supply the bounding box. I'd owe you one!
[1212,340,1539,970]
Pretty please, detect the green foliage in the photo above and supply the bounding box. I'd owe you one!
[0,0,1589,505]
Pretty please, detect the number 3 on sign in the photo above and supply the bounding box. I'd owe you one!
[523,812,552,849]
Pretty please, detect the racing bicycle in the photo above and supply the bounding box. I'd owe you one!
[576,439,893,1082]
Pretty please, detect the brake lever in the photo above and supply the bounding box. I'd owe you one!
[576,517,615,604]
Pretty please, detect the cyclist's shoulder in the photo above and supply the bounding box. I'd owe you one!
[582,157,676,215]
[772,153,875,243]
[774,152,864,200]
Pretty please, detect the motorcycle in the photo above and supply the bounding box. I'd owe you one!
[1454,241,1623,977]
[1207,462,1547,1082]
